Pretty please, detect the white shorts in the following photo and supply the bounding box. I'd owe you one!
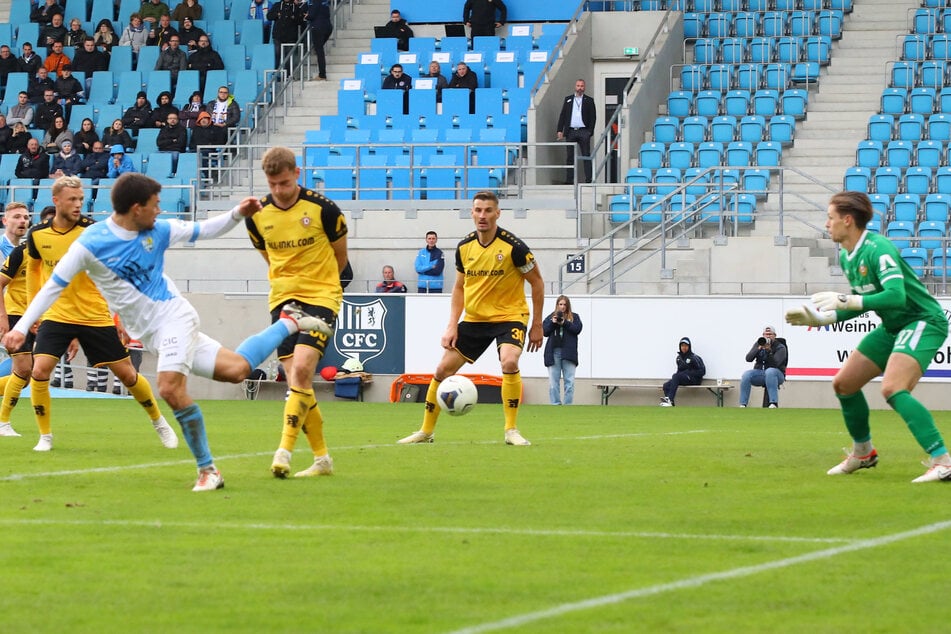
[137,300,222,379]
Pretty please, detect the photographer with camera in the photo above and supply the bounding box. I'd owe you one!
[543,295,583,405]
[739,325,788,408]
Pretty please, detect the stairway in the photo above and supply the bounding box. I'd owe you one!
[758,0,920,238]
[267,0,391,148]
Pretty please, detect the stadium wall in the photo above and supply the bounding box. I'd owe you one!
[133,293,951,411]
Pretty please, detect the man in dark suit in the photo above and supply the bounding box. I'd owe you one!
[556,79,597,184]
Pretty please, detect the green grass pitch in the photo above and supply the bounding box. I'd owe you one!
[1,399,949,632]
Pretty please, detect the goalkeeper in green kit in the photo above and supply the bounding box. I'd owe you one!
[786,190,951,483]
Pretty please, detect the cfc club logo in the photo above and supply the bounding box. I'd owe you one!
[333,298,388,365]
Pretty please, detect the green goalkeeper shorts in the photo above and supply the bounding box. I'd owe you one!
[856,316,948,373]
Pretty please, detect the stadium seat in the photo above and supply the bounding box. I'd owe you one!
[916,140,942,169]
[735,65,762,93]
[932,248,951,277]
[625,167,653,196]
[782,89,808,120]
[681,116,708,144]
[639,142,666,170]
[867,114,895,142]
[897,113,925,141]
[874,166,902,196]
[668,142,696,170]
[856,140,883,169]
[695,90,721,117]
[885,220,914,249]
[749,38,774,65]
[723,90,751,118]
[726,141,753,167]
[653,116,679,144]
[755,141,782,168]
[928,113,951,142]
[710,116,737,143]
[608,194,635,223]
[918,220,946,251]
[752,89,779,117]
[908,87,936,115]
[667,91,693,118]
[739,115,766,143]
[880,87,907,116]
[900,247,927,277]
[935,166,951,194]
[885,140,913,168]
[768,115,795,145]
[697,142,724,169]
[905,167,933,196]
[893,193,921,222]
[924,193,951,222]
[654,167,683,196]
[817,9,844,39]
[843,166,871,192]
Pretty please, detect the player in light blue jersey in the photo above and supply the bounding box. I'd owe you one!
[2,173,330,492]
[786,191,951,483]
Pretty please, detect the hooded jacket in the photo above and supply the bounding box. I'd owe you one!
[675,337,706,380]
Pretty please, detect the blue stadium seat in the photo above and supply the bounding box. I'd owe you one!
[743,168,770,197]
[916,140,943,169]
[210,20,237,46]
[748,38,774,65]
[893,193,921,222]
[903,34,929,62]
[928,113,951,141]
[856,140,883,169]
[683,13,706,39]
[781,88,808,119]
[843,166,871,192]
[681,116,708,144]
[868,114,894,142]
[680,64,707,93]
[924,193,951,222]
[920,61,946,90]
[726,141,753,167]
[145,152,174,178]
[145,71,171,105]
[115,71,144,106]
[755,141,782,168]
[817,9,844,39]
[904,166,933,196]
[933,248,951,278]
[885,139,913,168]
[789,11,815,38]
[735,65,762,92]
[723,90,750,117]
[609,194,635,223]
[753,89,779,119]
[639,142,666,170]
[708,64,734,93]
[710,115,737,143]
[695,90,721,117]
[668,142,695,170]
[684,167,710,196]
[625,167,653,196]
[693,39,720,65]
[891,61,918,89]
[697,141,724,169]
[936,166,951,194]
[880,88,907,116]
[897,113,925,141]
[136,46,160,73]
[768,115,795,145]
[653,116,679,144]
[707,13,733,38]
[918,220,946,251]
[238,20,265,46]
[900,247,927,277]
[221,44,248,71]
[874,166,902,196]
[733,13,760,38]
[775,37,803,65]
[739,115,766,143]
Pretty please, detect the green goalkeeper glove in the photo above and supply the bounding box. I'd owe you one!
[811,291,864,312]
[785,304,837,327]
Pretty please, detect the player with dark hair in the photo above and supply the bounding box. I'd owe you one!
[786,190,951,482]
[3,173,327,491]
[248,145,346,479]
[398,191,544,446]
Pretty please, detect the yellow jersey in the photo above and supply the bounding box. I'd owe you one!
[26,216,113,326]
[0,243,27,315]
[455,227,537,324]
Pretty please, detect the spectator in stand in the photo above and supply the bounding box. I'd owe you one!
[35,88,64,131]
[543,295,582,405]
[31,0,63,25]
[107,144,136,177]
[382,63,411,113]
[140,0,172,25]
[0,114,11,154]
[42,13,67,52]
[448,61,478,112]
[179,90,205,128]
[424,60,448,101]
[73,117,99,154]
[28,68,55,104]
[463,0,506,37]
[18,43,43,77]
[53,65,84,119]
[171,0,204,22]
[188,34,224,94]
[7,122,30,154]
[248,0,273,42]
[148,14,178,48]
[206,85,240,129]
[78,140,109,180]
[306,0,332,81]
[660,337,706,407]
[414,230,444,293]
[156,111,187,154]
[267,0,306,71]
[178,16,206,51]
[121,90,152,132]
[15,137,49,180]
[375,265,407,293]
[64,18,88,49]
[148,91,179,128]
[556,78,597,184]
[189,110,226,177]
[379,9,413,52]
[93,19,118,52]
[154,35,187,87]
[7,92,34,128]
[71,38,109,93]
[50,139,81,176]
[0,46,20,90]
[42,114,73,153]
[102,118,134,151]
[119,14,149,56]
[44,41,69,75]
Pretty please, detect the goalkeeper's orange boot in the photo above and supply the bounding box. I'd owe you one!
[827,448,878,475]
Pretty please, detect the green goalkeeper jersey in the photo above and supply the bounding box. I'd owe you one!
[840,231,945,332]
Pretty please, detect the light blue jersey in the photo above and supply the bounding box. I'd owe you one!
[0,234,16,259]
[15,211,242,344]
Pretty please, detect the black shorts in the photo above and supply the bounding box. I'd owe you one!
[454,321,527,363]
[33,320,129,367]
[6,315,35,355]
[269,302,336,359]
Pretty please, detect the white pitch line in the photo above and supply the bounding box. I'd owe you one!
[0,430,712,482]
[0,517,852,544]
[445,519,951,634]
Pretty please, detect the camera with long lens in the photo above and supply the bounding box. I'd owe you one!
[556,311,564,320]
[757,337,767,346]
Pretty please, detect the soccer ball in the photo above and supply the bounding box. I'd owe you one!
[435,375,478,416]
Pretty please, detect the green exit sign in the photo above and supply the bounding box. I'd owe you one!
[623,47,640,57]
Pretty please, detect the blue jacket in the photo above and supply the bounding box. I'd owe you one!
[543,311,582,367]
[107,153,137,178]
[414,245,444,291]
